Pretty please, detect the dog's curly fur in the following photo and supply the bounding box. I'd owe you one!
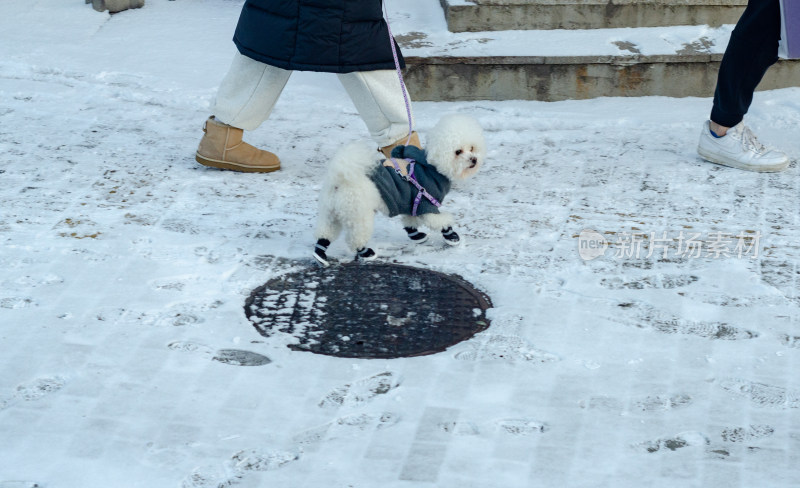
[314,114,486,260]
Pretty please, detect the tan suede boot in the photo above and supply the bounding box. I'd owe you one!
[195,116,281,173]
[379,131,421,158]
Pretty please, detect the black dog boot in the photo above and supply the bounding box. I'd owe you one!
[356,247,377,262]
[313,238,331,267]
[404,227,428,244]
[441,227,460,245]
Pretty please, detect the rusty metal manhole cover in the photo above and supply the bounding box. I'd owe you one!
[244,263,492,359]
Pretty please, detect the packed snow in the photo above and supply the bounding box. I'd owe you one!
[2,1,800,487]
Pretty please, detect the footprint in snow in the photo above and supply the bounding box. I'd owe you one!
[689,292,784,308]
[168,342,271,366]
[160,218,202,236]
[496,418,548,435]
[454,335,559,363]
[213,349,272,366]
[577,396,625,412]
[434,418,547,437]
[634,431,710,453]
[157,312,204,327]
[613,302,758,340]
[716,378,800,409]
[15,377,65,401]
[167,341,214,357]
[438,421,481,436]
[0,297,36,309]
[182,448,301,488]
[181,466,232,488]
[318,371,400,408]
[13,274,63,288]
[294,412,401,448]
[779,334,800,349]
[579,393,692,413]
[149,275,200,292]
[633,394,693,412]
[720,425,774,443]
[0,376,65,412]
[600,274,698,290]
[228,448,301,472]
[759,259,800,302]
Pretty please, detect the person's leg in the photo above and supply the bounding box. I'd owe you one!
[710,0,781,132]
[196,53,291,172]
[337,70,420,155]
[213,52,292,130]
[697,0,788,172]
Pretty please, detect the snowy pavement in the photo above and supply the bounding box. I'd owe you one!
[3,1,800,487]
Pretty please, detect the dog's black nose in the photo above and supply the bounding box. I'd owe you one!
[469,157,477,168]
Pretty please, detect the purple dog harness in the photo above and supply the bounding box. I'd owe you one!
[387,158,443,217]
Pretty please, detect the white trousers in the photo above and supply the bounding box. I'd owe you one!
[212,53,414,147]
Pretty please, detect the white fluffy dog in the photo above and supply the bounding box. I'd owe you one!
[313,114,486,266]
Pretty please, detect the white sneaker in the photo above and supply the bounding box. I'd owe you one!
[697,120,789,172]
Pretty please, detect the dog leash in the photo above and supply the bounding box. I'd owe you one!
[382,2,441,217]
[383,1,414,148]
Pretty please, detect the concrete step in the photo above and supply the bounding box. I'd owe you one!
[391,2,800,102]
[441,0,747,32]
[403,54,800,101]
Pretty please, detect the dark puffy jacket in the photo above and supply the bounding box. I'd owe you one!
[232,0,405,74]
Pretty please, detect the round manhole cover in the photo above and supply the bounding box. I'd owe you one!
[244,263,492,359]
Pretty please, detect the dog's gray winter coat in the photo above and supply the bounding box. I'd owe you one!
[370,145,451,218]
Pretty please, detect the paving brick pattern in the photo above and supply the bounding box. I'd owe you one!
[2,5,800,485]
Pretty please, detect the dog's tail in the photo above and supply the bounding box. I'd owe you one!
[325,141,380,184]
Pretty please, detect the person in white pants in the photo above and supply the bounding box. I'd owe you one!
[195,0,419,173]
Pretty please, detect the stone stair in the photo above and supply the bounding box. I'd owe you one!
[440,0,747,32]
[400,0,800,101]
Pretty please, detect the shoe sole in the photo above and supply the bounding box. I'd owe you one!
[697,147,789,173]
[196,153,281,173]
[410,235,429,244]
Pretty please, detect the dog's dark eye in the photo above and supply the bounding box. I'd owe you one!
[455,149,463,155]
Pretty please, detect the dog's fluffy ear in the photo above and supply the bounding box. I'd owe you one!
[425,114,486,179]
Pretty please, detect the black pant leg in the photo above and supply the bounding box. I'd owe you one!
[710,0,781,127]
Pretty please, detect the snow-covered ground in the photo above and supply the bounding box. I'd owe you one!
[3,1,800,487]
